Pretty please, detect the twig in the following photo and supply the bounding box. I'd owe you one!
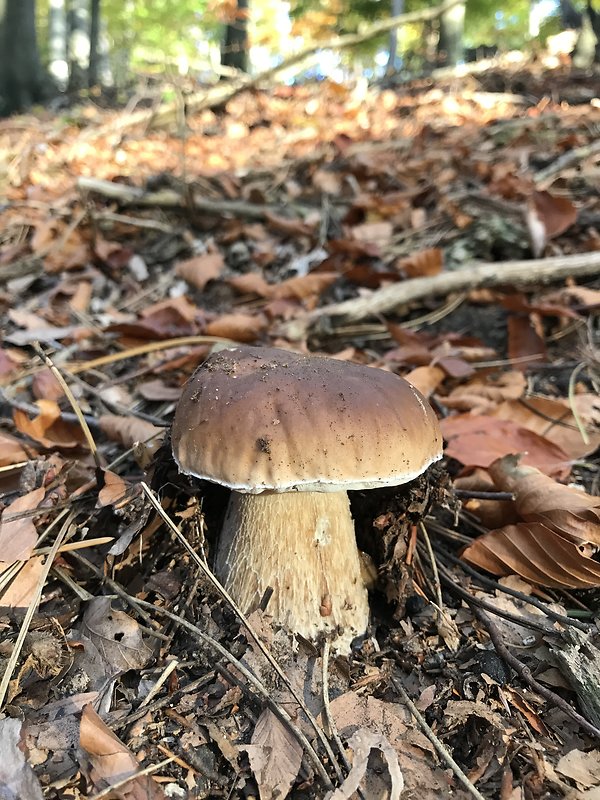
[32,343,103,470]
[140,482,343,784]
[391,677,487,800]
[568,362,591,446]
[322,641,352,773]
[139,659,179,708]
[431,540,592,632]
[535,138,600,187]
[280,251,600,338]
[67,335,232,374]
[453,490,515,501]
[469,603,600,740]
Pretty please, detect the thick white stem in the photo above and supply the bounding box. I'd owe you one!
[215,491,369,651]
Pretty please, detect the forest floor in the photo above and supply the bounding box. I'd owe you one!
[0,57,600,800]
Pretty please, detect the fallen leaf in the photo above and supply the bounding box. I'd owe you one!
[443,372,526,414]
[0,556,45,610]
[97,470,130,508]
[489,455,600,544]
[175,252,225,290]
[0,718,44,800]
[556,749,600,789]
[441,414,571,478]
[404,365,445,397]
[204,312,267,342]
[526,190,577,256]
[242,708,303,800]
[99,414,164,450]
[0,486,46,569]
[395,247,443,277]
[0,432,30,466]
[13,399,86,449]
[327,728,404,800]
[80,597,153,674]
[79,705,166,799]
[490,396,600,460]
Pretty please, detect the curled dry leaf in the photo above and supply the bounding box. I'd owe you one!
[80,597,152,674]
[79,704,166,800]
[443,372,526,414]
[461,456,600,589]
[14,399,87,449]
[0,556,45,610]
[241,708,303,800]
[526,189,577,257]
[489,455,600,544]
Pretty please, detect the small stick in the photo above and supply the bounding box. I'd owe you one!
[469,603,600,740]
[392,677,487,800]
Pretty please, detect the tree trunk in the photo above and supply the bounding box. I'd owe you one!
[437,0,465,66]
[88,0,101,87]
[48,0,68,87]
[0,0,54,116]
[221,0,249,73]
[67,0,90,92]
[387,0,404,73]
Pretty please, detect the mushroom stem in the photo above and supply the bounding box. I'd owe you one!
[215,490,369,650]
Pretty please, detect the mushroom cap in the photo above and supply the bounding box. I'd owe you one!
[172,345,443,493]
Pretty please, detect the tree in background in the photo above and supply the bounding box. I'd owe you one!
[438,0,466,65]
[221,0,249,71]
[0,0,54,115]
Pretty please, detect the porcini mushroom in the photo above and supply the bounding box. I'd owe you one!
[172,345,442,651]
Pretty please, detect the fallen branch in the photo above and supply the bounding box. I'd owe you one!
[77,176,311,220]
[280,251,600,339]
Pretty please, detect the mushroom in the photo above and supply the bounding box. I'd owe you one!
[171,345,442,650]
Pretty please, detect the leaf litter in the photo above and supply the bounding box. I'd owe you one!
[0,57,599,800]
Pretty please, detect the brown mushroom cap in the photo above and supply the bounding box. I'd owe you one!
[172,345,442,493]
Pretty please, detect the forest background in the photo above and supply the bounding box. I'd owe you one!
[1,0,600,118]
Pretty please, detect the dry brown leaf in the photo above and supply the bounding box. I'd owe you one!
[99,414,163,449]
[136,379,182,402]
[79,705,166,799]
[0,486,46,569]
[242,708,303,800]
[526,190,577,256]
[441,414,571,478]
[327,728,404,800]
[351,221,393,248]
[507,314,546,364]
[97,470,130,508]
[489,455,600,544]
[403,365,445,397]
[13,399,86,449]
[396,247,443,278]
[0,556,45,610]
[205,312,267,342]
[32,367,65,401]
[0,432,30,466]
[490,396,600,460]
[461,521,600,589]
[80,597,153,675]
[443,372,526,414]
[175,252,225,290]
